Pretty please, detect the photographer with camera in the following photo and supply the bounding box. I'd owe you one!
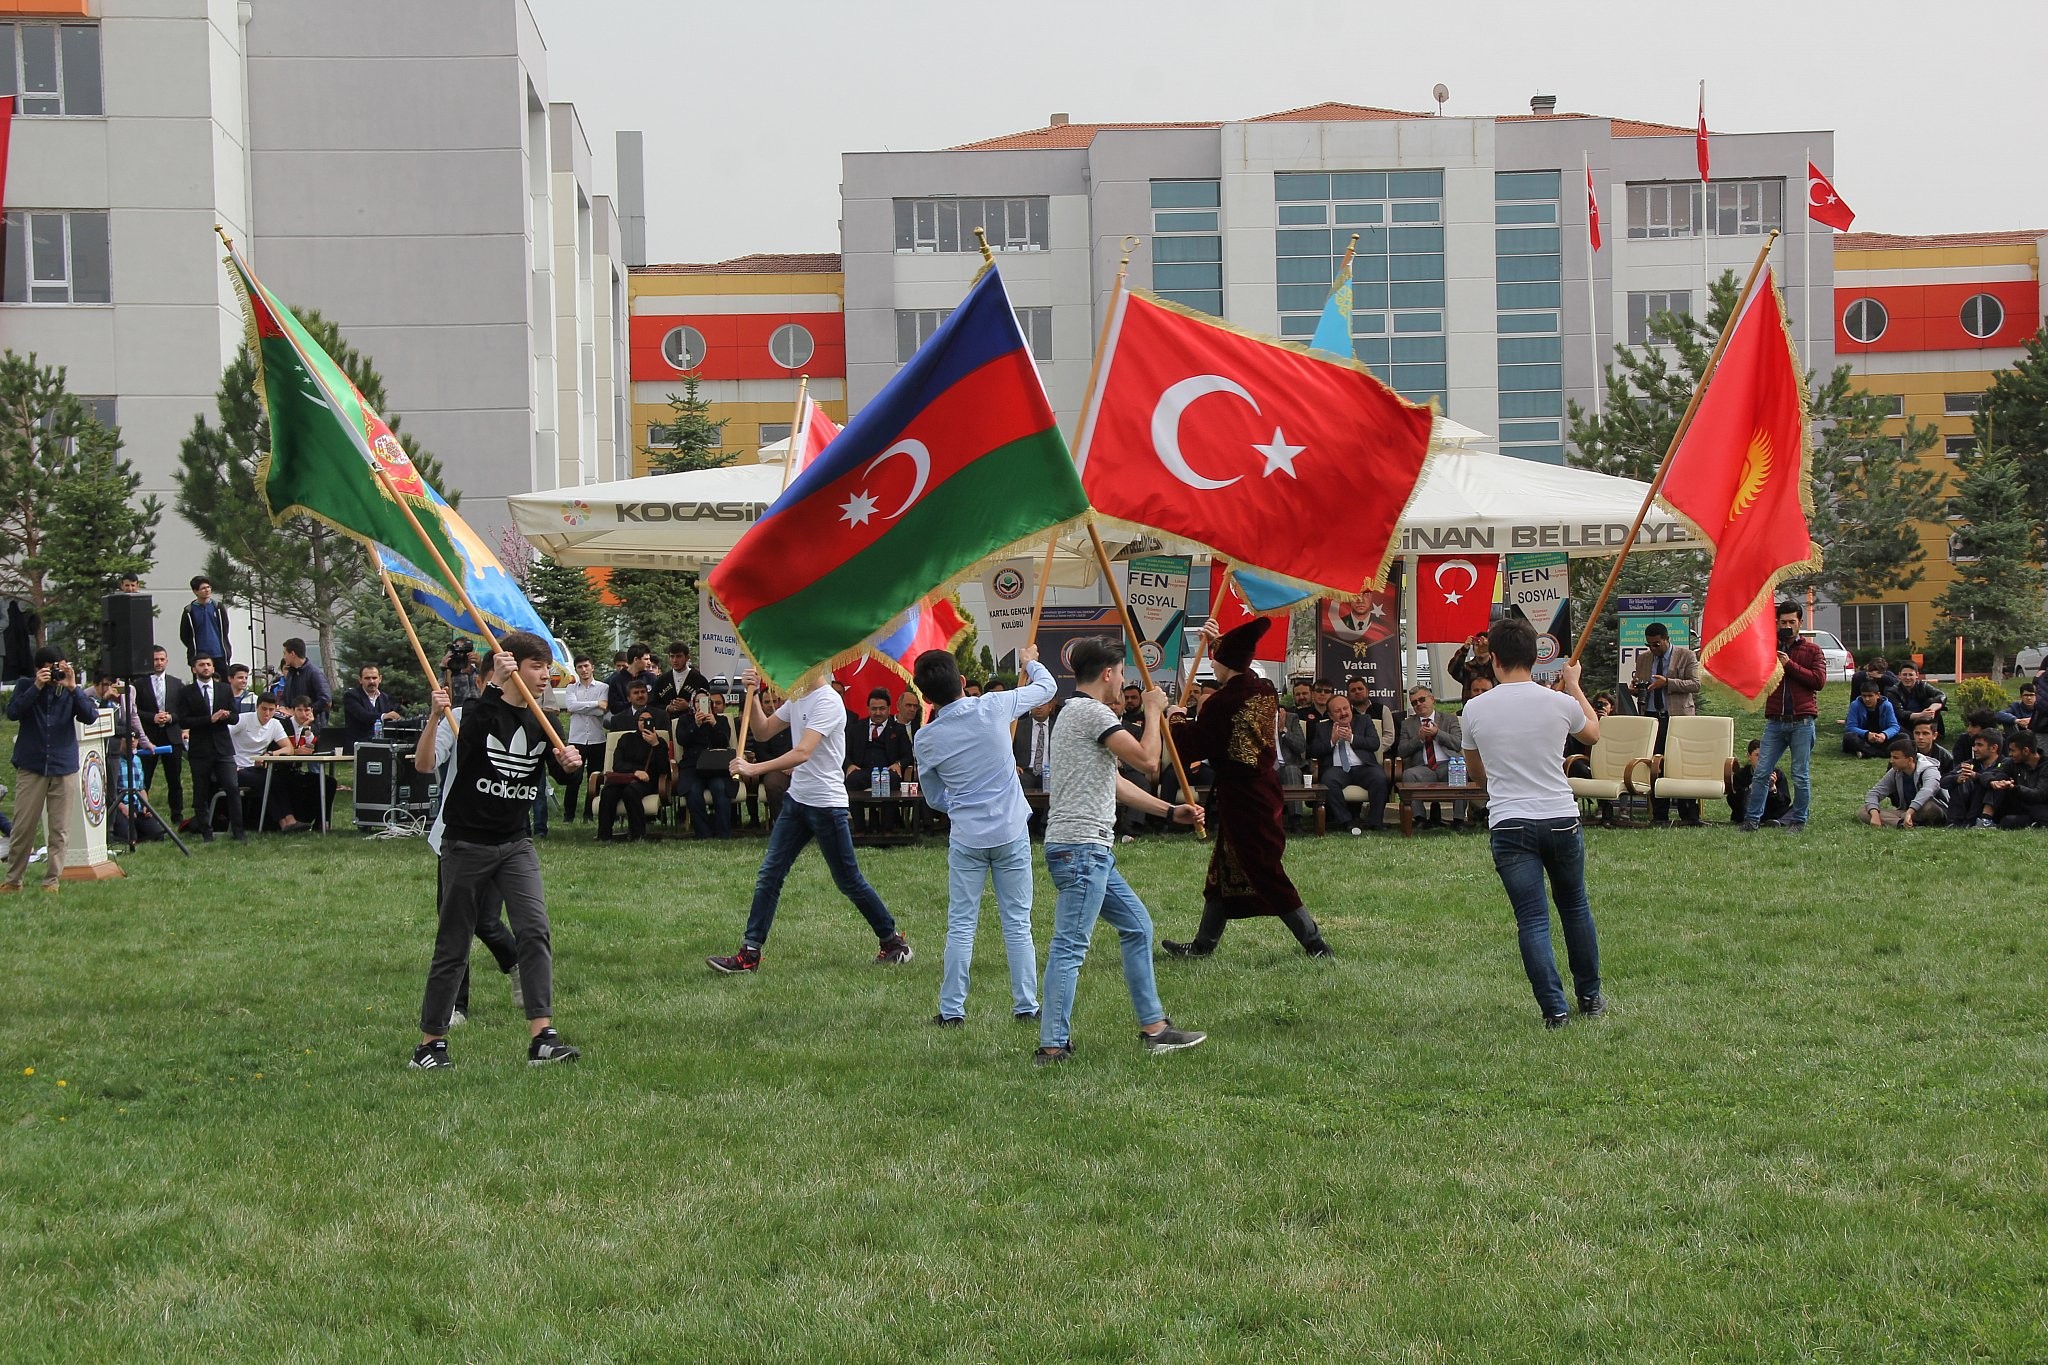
[5,646,100,892]
[1740,600,1829,832]
[442,638,482,710]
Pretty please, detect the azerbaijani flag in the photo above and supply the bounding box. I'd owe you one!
[223,244,465,591]
[708,267,1088,690]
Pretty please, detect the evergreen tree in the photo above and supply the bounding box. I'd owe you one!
[1928,451,2048,680]
[528,555,616,663]
[613,372,735,649]
[176,310,453,675]
[335,580,432,710]
[1975,322,2048,518]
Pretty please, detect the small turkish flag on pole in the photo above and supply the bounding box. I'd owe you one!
[1806,162,1855,232]
[1415,555,1498,644]
[1585,163,1602,251]
[1695,81,1710,183]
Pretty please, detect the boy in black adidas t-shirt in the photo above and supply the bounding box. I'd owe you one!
[409,632,585,1070]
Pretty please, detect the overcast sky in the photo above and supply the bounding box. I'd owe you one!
[528,0,2048,265]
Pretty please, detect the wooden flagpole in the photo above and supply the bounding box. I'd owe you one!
[1569,229,1781,665]
[778,375,810,494]
[1088,520,1205,839]
[1179,564,1235,695]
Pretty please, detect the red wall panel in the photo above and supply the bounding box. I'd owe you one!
[630,312,845,382]
[1836,280,2038,355]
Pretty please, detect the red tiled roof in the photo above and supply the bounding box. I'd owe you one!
[952,106,1699,151]
[1836,229,2045,251]
[634,252,841,276]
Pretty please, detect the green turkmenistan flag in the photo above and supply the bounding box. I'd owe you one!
[223,245,464,591]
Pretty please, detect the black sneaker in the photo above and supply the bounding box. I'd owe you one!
[527,1028,580,1065]
[1014,1010,1041,1022]
[1543,1012,1571,1030]
[1738,820,1761,832]
[408,1039,453,1070]
[1032,1044,1073,1067]
[1140,1019,1207,1054]
[1160,939,1212,958]
[875,933,914,964]
[707,946,760,974]
[1305,941,1335,959]
[930,1014,964,1028]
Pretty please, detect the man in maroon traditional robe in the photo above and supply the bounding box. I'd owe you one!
[1160,617,1332,959]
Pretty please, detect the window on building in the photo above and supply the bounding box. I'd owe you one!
[758,423,792,446]
[1945,435,1977,460]
[1014,306,1052,361]
[1959,293,2004,340]
[1624,179,1784,240]
[1841,602,1910,653]
[892,197,1050,253]
[78,395,114,429]
[0,23,102,116]
[767,323,813,369]
[1944,498,1965,521]
[1843,298,1887,344]
[1625,290,1693,347]
[1152,179,1222,317]
[1707,179,1784,236]
[1946,533,1977,565]
[895,307,1051,363]
[660,325,705,371]
[1625,183,1696,240]
[1875,392,1904,418]
[1,210,110,303]
[1944,392,1982,416]
[1495,171,1562,461]
[645,423,678,449]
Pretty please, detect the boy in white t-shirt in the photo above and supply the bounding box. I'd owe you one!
[707,671,910,973]
[1457,616,1606,1029]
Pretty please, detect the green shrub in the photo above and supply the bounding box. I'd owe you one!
[1946,676,2013,716]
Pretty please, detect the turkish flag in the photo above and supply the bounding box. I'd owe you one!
[1586,164,1602,252]
[1695,84,1710,182]
[1658,268,1818,700]
[1209,560,1289,662]
[788,395,840,480]
[1078,288,1433,596]
[1806,162,1855,232]
[1415,554,1498,643]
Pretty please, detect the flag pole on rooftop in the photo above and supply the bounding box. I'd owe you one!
[1584,150,1604,419]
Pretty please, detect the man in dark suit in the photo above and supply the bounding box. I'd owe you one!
[650,641,713,722]
[1310,693,1388,833]
[136,644,186,825]
[177,656,244,841]
[341,664,406,750]
[1011,694,1058,794]
[845,687,912,791]
[606,643,658,714]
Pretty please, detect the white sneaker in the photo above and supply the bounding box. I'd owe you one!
[448,1009,468,1028]
[507,970,525,1009]
[1348,825,1364,837]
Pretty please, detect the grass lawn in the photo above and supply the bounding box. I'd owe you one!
[6,719,2046,1361]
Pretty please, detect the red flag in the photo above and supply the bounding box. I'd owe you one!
[1209,561,1289,662]
[1077,289,1433,596]
[1658,268,1818,700]
[788,393,840,480]
[1806,162,1855,232]
[1695,83,1710,182]
[1585,164,1602,251]
[1415,555,1498,644]
[0,97,13,283]
[832,594,967,704]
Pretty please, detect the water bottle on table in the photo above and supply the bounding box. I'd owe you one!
[1448,753,1467,786]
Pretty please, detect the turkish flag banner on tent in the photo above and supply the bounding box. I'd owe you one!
[1658,268,1820,700]
[1076,289,1433,597]
[1806,162,1856,232]
[1415,554,1498,643]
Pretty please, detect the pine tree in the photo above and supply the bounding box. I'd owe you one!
[0,352,160,653]
[528,555,616,662]
[176,309,453,675]
[1928,451,2048,680]
[1976,323,2048,518]
[613,372,734,649]
[644,374,731,475]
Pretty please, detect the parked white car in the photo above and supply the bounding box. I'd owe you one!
[1800,629,1854,684]
[2017,644,2048,674]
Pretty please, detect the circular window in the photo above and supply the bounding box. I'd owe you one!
[1843,298,1887,344]
[1960,293,2005,340]
[661,325,706,371]
[768,323,815,369]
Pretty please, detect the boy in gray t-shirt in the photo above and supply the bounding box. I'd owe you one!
[1036,635,1208,1066]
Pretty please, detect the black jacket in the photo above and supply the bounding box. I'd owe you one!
[342,686,401,749]
[136,669,185,748]
[847,716,911,774]
[651,666,714,717]
[178,599,230,664]
[176,676,238,761]
[1309,715,1382,770]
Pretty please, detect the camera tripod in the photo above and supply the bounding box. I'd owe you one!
[117,743,191,858]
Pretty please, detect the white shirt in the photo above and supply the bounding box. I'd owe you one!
[561,679,610,746]
[778,688,849,809]
[231,714,288,770]
[1459,681,1587,826]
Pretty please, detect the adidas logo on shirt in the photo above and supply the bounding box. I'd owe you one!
[486,729,544,779]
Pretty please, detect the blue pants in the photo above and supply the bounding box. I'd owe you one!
[1039,842,1166,1049]
[939,836,1037,1019]
[743,797,894,950]
[1487,816,1602,1018]
[1747,717,1815,825]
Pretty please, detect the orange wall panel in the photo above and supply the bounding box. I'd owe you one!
[0,2,92,14]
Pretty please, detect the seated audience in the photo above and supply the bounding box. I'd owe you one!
[340,664,405,750]
[1943,730,2004,827]
[1841,685,1901,758]
[1887,664,1947,741]
[845,686,912,791]
[1345,677,1395,758]
[606,678,654,732]
[598,707,670,843]
[740,685,792,828]
[1729,738,1789,825]
[960,679,983,699]
[674,691,738,839]
[1989,731,2048,829]
[1847,655,1897,704]
[1395,685,1465,827]
[1311,693,1387,834]
[231,694,307,831]
[894,687,924,751]
[1909,720,1954,777]
[1997,681,2041,734]
[1860,736,1946,828]
[1302,679,1334,725]
[281,696,337,825]
[1290,678,1314,719]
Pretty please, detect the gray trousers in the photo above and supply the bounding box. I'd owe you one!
[7,770,75,888]
[420,837,553,1035]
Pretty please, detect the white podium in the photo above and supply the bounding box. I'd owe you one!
[60,711,123,881]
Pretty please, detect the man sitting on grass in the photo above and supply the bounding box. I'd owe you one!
[1888,664,1946,742]
[1841,685,1901,758]
[1944,731,2006,828]
[1860,737,1946,829]
[1989,731,2048,829]
[1728,739,1788,825]
[1910,720,1953,778]
[1997,682,2041,735]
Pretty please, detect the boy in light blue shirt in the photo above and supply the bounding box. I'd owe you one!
[912,644,1056,1026]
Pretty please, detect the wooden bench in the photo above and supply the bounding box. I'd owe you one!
[847,793,931,848]
[1395,782,1487,837]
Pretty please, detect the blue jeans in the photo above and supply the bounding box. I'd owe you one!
[1039,842,1165,1049]
[742,797,895,950]
[1487,817,1602,1018]
[939,836,1037,1019]
[1747,716,1815,824]
[677,770,735,838]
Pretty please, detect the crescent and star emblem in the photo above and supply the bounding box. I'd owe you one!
[1433,558,1479,605]
[1150,375,1306,490]
[838,438,932,527]
[1730,429,1772,521]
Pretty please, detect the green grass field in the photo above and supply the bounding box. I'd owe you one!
[6,727,2046,1362]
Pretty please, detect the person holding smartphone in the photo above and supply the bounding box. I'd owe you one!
[5,647,100,893]
[675,689,737,839]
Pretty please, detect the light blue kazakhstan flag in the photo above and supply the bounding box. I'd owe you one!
[374,482,572,671]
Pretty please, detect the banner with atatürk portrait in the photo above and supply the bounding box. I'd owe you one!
[1315,559,1404,717]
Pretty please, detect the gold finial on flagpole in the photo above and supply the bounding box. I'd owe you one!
[1120,234,1141,270]
[214,223,235,250]
[972,226,996,267]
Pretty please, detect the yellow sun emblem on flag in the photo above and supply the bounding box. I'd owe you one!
[1729,428,1772,521]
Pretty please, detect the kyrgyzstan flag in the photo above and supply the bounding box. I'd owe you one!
[1658,268,1820,700]
[1208,560,1292,662]
[1415,554,1498,643]
[1806,162,1856,232]
[1077,289,1433,597]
